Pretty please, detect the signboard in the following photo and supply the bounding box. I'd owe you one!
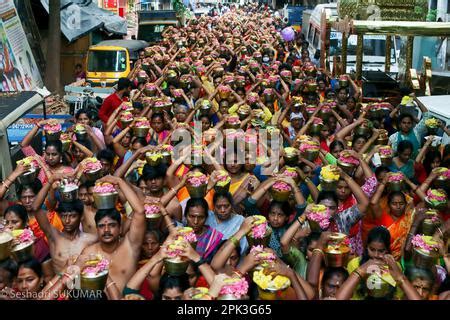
[0,0,43,91]
[103,0,118,14]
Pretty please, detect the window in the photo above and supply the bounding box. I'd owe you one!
[87,50,127,72]
[313,29,320,48]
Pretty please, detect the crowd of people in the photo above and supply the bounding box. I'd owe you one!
[0,4,449,301]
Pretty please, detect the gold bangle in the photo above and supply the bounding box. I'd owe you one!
[312,248,324,256]
[106,282,116,289]
[1,181,10,190]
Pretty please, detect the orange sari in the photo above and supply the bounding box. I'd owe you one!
[371,196,415,260]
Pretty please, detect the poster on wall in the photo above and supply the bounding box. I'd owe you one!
[0,0,43,91]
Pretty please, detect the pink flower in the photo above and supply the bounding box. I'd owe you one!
[245,134,258,144]
[283,169,298,179]
[177,227,197,243]
[441,169,450,179]
[187,172,208,187]
[43,122,62,134]
[82,258,109,276]
[218,85,231,93]
[93,183,117,194]
[387,172,404,182]
[134,118,150,128]
[426,189,447,202]
[299,141,320,153]
[272,181,292,192]
[144,204,161,216]
[173,89,184,97]
[225,129,245,140]
[219,277,249,299]
[263,88,273,95]
[306,205,331,230]
[83,158,102,173]
[411,234,439,252]
[145,83,157,91]
[338,153,360,166]
[252,222,268,239]
[154,100,165,107]
[120,112,133,121]
[313,118,323,125]
[379,146,393,156]
[280,70,291,77]
[18,228,34,245]
[227,116,241,125]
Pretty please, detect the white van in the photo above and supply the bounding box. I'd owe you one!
[304,3,399,74]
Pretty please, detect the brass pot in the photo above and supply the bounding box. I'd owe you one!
[339,79,349,88]
[337,160,356,176]
[120,119,133,128]
[62,140,71,152]
[75,131,88,141]
[217,294,241,300]
[380,155,393,166]
[146,153,162,166]
[308,220,323,233]
[433,176,449,190]
[309,123,323,135]
[306,83,318,92]
[186,184,207,199]
[366,274,391,298]
[0,233,13,261]
[412,248,438,269]
[80,270,108,292]
[386,180,404,193]
[133,127,150,138]
[270,188,291,202]
[161,152,172,165]
[302,150,319,162]
[11,242,34,263]
[238,110,250,121]
[59,185,79,203]
[219,91,231,100]
[93,192,118,210]
[324,246,350,268]
[84,169,102,182]
[425,198,447,211]
[246,226,272,248]
[152,105,165,114]
[257,285,289,300]
[146,213,162,229]
[354,126,372,137]
[421,218,441,236]
[226,122,241,130]
[214,182,231,195]
[17,169,38,185]
[144,88,157,97]
[283,151,299,166]
[320,178,338,192]
[164,257,189,276]
[45,131,61,142]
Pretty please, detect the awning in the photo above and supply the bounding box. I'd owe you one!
[39,0,127,42]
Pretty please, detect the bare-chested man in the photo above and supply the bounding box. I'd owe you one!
[78,182,97,234]
[78,175,146,293]
[32,175,97,274]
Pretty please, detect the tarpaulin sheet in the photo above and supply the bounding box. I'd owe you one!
[39,0,127,42]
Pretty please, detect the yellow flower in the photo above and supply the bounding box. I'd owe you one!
[321,165,340,181]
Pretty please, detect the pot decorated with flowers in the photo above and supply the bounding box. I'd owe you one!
[186,287,213,300]
[270,181,292,202]
[60,132,72,152]
[379,146,394,166]
[214,170,231,195]
[133,117,151,138]
[247,92,259,107]
[197,99,212,116]
[43,120,62,141]
[120,101,133,112]
[235,75,246,88]
[433,167,450,189]
[337,151,359,176]
[425,189,448,211]
[164,238,190,276]
[253,268,291,300]
[304,104,317,119]
[145,152,163,167]
[386,172,405,192]
[246,215,272,248]
[176,226,198,250]
[93,182,118,210]
[137,70,148,82]
[425,118,440,135]
[144,83,157,97]
[266,126,280,141]
[306,204,331,232]
[354,120,373,138]
[280,70,292,82]
[152,99,165,114]
[305,79,318,93]
[339,75,349,88]
[217,277,249,300]
[213,67,224,77]
[320,165,340,191]
[0,231,13,261]
[263,88,275,102]
[282,167,300,184]
[303,63,316,77]
[80,254,109,292]
[250,245,277,272]
[82,157,103,182]
[120,111,134,128]
[144,203,162,228]
[292,66,302,78]
[366,265,396,298]
[324,233,350,267]
[283,147,299,166]
[160,144,173,164]
[73,124,88,141]
[421,209,441,236]
[237,104,251,120]
[411,234,440,269]
[299,140,320,162]
[10,229,35,262]
[226,115,241,130]
[186,172,208,199]
[309,118,324,135]
[172,89,184,102]
[59,181,79,203]
[376,129,389,146]
[319,101,336,120]
[218,85,232,100]
[16,157,39,185]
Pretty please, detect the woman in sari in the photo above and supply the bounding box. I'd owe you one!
[388,140,416,182]
[369,187,415,260]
